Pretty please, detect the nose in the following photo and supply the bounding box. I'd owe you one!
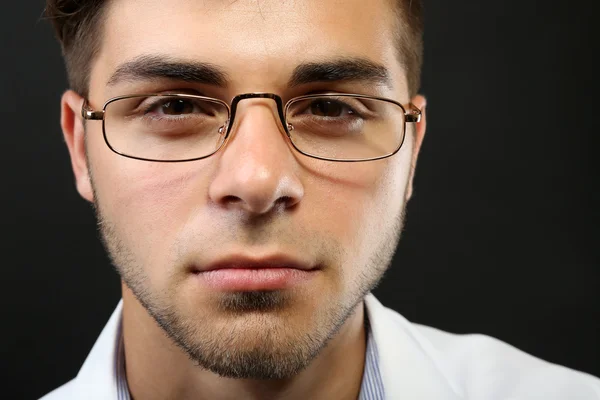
[208,99,304,214]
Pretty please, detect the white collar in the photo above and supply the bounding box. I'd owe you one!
[365,294,463,399]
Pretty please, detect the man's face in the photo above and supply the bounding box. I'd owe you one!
[73,0,424,379]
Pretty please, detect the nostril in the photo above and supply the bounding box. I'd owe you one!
[276,196,299,210]
[218,194,297,213]
[221,195,242,206]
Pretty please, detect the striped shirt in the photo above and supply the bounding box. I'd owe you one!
[115,317,385,400]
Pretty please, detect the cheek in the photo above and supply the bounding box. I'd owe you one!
[302,141,413,255]
[91,144,214,268]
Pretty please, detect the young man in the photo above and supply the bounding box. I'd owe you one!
[42,0,599,399]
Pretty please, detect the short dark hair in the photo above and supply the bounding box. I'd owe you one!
[45,0,423,97]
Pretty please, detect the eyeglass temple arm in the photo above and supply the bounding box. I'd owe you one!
[405,103,422,123]
[81,101,104,120]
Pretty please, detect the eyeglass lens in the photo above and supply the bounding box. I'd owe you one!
[103,94,406,161]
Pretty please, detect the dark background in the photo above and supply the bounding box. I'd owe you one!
[2,1,598,398]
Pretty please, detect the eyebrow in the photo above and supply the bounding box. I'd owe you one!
[107,55,230,87]
[288,58,392,89]
[106,55,392,90]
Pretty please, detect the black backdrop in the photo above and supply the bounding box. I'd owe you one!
[2,1,598,399]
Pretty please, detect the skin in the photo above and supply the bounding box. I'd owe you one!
[60,0,427,399]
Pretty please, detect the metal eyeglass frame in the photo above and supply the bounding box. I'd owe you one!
[82,92,422,163]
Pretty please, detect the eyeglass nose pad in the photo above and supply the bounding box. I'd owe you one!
[218,120,230,135]
[287,123,294,131]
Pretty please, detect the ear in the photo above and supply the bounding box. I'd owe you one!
[61,90,95,203]
[405,94,427,201]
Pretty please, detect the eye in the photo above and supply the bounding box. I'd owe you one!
[139,97,218,118]
[309,99,354,117]
[158,99,196,115]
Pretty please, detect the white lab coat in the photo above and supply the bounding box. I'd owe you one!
[41,294,600,399]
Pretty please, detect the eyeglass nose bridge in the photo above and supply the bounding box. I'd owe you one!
[225,93,289,138]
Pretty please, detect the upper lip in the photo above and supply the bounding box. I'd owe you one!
[194,254,317,273]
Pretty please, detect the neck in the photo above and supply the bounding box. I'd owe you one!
[121,285,367,400]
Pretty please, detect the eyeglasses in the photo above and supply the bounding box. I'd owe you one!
[82,92,421,163]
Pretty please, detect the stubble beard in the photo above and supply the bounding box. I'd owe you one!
[91,185,406,380]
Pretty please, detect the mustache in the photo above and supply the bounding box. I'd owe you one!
[182,214,335,248]
[170,215,346,272]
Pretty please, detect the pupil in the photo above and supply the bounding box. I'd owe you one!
[163,99,190,114]
[312,100,343,117]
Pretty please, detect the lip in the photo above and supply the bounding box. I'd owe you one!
[191,255,318,291]
[195,254,317,273]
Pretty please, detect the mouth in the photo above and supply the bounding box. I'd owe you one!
[190,255,320,291]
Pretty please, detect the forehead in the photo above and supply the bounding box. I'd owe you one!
[92,0,406,97]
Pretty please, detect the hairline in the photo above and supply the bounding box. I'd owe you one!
[66,0,421,99]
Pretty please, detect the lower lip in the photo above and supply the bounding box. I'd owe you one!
[195,268,315,291]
